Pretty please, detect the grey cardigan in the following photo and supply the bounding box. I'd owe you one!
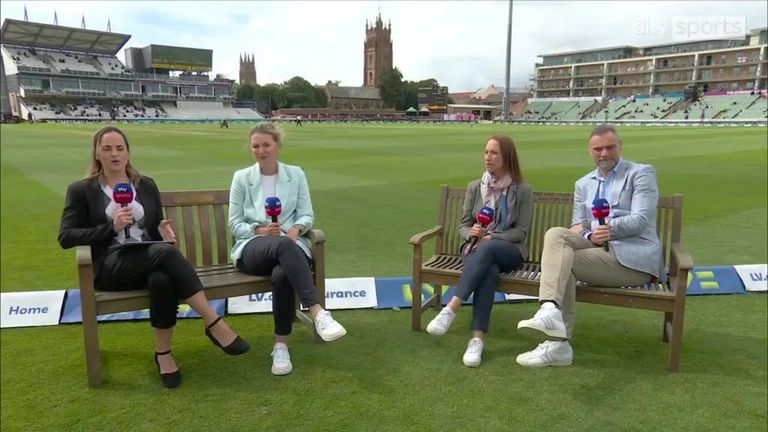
[459,180,533,260]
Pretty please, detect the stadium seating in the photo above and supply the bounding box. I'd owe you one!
[25,102,67,119]
[95,56,131,76]
[735,96,768,120]
[521,100,552,120]
[47,52,100,76]
[160,101,264,120]
[666,95,760,120]
[3,47,51,72]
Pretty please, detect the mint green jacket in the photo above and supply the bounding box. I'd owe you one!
[228,162,314,262]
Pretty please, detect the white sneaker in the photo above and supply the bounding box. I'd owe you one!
[271,343,293,375]
[314,310,347,342]
[426,307,456,336]
[517,302,567,341]
[462,337,484,367]
[516,341,573,367]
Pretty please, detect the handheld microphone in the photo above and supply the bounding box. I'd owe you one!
[265,196,282,223]
[113,183,134,240]
[591,198,610,251]
[467,206,495,252]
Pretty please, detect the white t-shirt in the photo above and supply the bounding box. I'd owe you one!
[257,173,311,257]
[261,174,277,197]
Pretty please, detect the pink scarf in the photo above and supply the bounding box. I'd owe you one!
[480,171,512,207]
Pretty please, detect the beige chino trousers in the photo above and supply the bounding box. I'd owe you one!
[538,227,651,339]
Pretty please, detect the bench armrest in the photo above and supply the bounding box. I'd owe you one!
[409,225,444,246]
[308,229,326,308]
[76,246,96,298]
[76,245,93,266]
[669,242,692,297]
[307,229,325,245]
[670,243,693,273]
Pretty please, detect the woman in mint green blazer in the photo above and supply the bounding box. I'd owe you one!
[228,123,346,376]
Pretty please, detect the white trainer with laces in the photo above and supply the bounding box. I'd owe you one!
[462,337,484,367]
[314,310,347,342]
[426,307,456,336]
[516,340,573,367]
[517,302,568,340]
[271,343,293,375]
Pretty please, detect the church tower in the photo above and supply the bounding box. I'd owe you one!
[239,53,257,86]
[363,13,393,88]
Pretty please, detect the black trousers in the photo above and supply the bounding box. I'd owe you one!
[96,243,203,329]
[237,236,318,336]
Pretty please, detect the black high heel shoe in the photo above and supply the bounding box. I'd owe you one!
[205,316,250,355]
[154,350,182,389]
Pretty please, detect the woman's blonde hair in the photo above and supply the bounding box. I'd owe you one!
[85,126,141,184]
[249,122,285,145]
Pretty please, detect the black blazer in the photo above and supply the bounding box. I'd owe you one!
[58,176,164,278]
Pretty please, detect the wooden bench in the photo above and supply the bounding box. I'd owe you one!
[76,189,326,387]
[409,186,693,371]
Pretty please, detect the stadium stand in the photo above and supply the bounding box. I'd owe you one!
[159,101,263,120]
[734,96,768,120]
[46,51,101,76]
[1,19,257,122]
[26,101,67,119]
[4,47,51,72]
[666,95,761,120]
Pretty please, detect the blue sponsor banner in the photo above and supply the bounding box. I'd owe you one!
[60,289,225,323]
[374,277,506,310]
[686,266,746,295]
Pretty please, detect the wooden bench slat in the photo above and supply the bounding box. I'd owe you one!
[213,203,229,264]
[198,205,213,266]
[182,205,198,265]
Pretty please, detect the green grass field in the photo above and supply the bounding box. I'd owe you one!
[1,123,766,431]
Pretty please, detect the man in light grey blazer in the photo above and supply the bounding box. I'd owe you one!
[516,124,662,368]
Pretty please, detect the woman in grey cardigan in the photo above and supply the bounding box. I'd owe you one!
[426,135,533,367]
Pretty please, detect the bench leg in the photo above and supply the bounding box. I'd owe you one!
[81,300,102,387]
[667,306,685,372]
[411,274,422,331]
[662,312,672,342]
[433,283,443,311]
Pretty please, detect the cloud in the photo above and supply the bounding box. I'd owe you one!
[1,0,765,90]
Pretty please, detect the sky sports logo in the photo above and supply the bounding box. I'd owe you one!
[635,16,747,41]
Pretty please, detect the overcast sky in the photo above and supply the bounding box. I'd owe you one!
[1,1,766,92]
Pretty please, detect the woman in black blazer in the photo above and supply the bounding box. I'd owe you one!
[58,126,249,388]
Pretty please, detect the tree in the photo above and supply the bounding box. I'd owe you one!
[398,81,419,111]
[417,78,439,88]
[255,84,282,110]
[236,83,256,101]
[281,76,326,108]
[313,87,328,107]
[378,67,404,109]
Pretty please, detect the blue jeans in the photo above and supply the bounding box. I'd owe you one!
[455,239,523,332]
